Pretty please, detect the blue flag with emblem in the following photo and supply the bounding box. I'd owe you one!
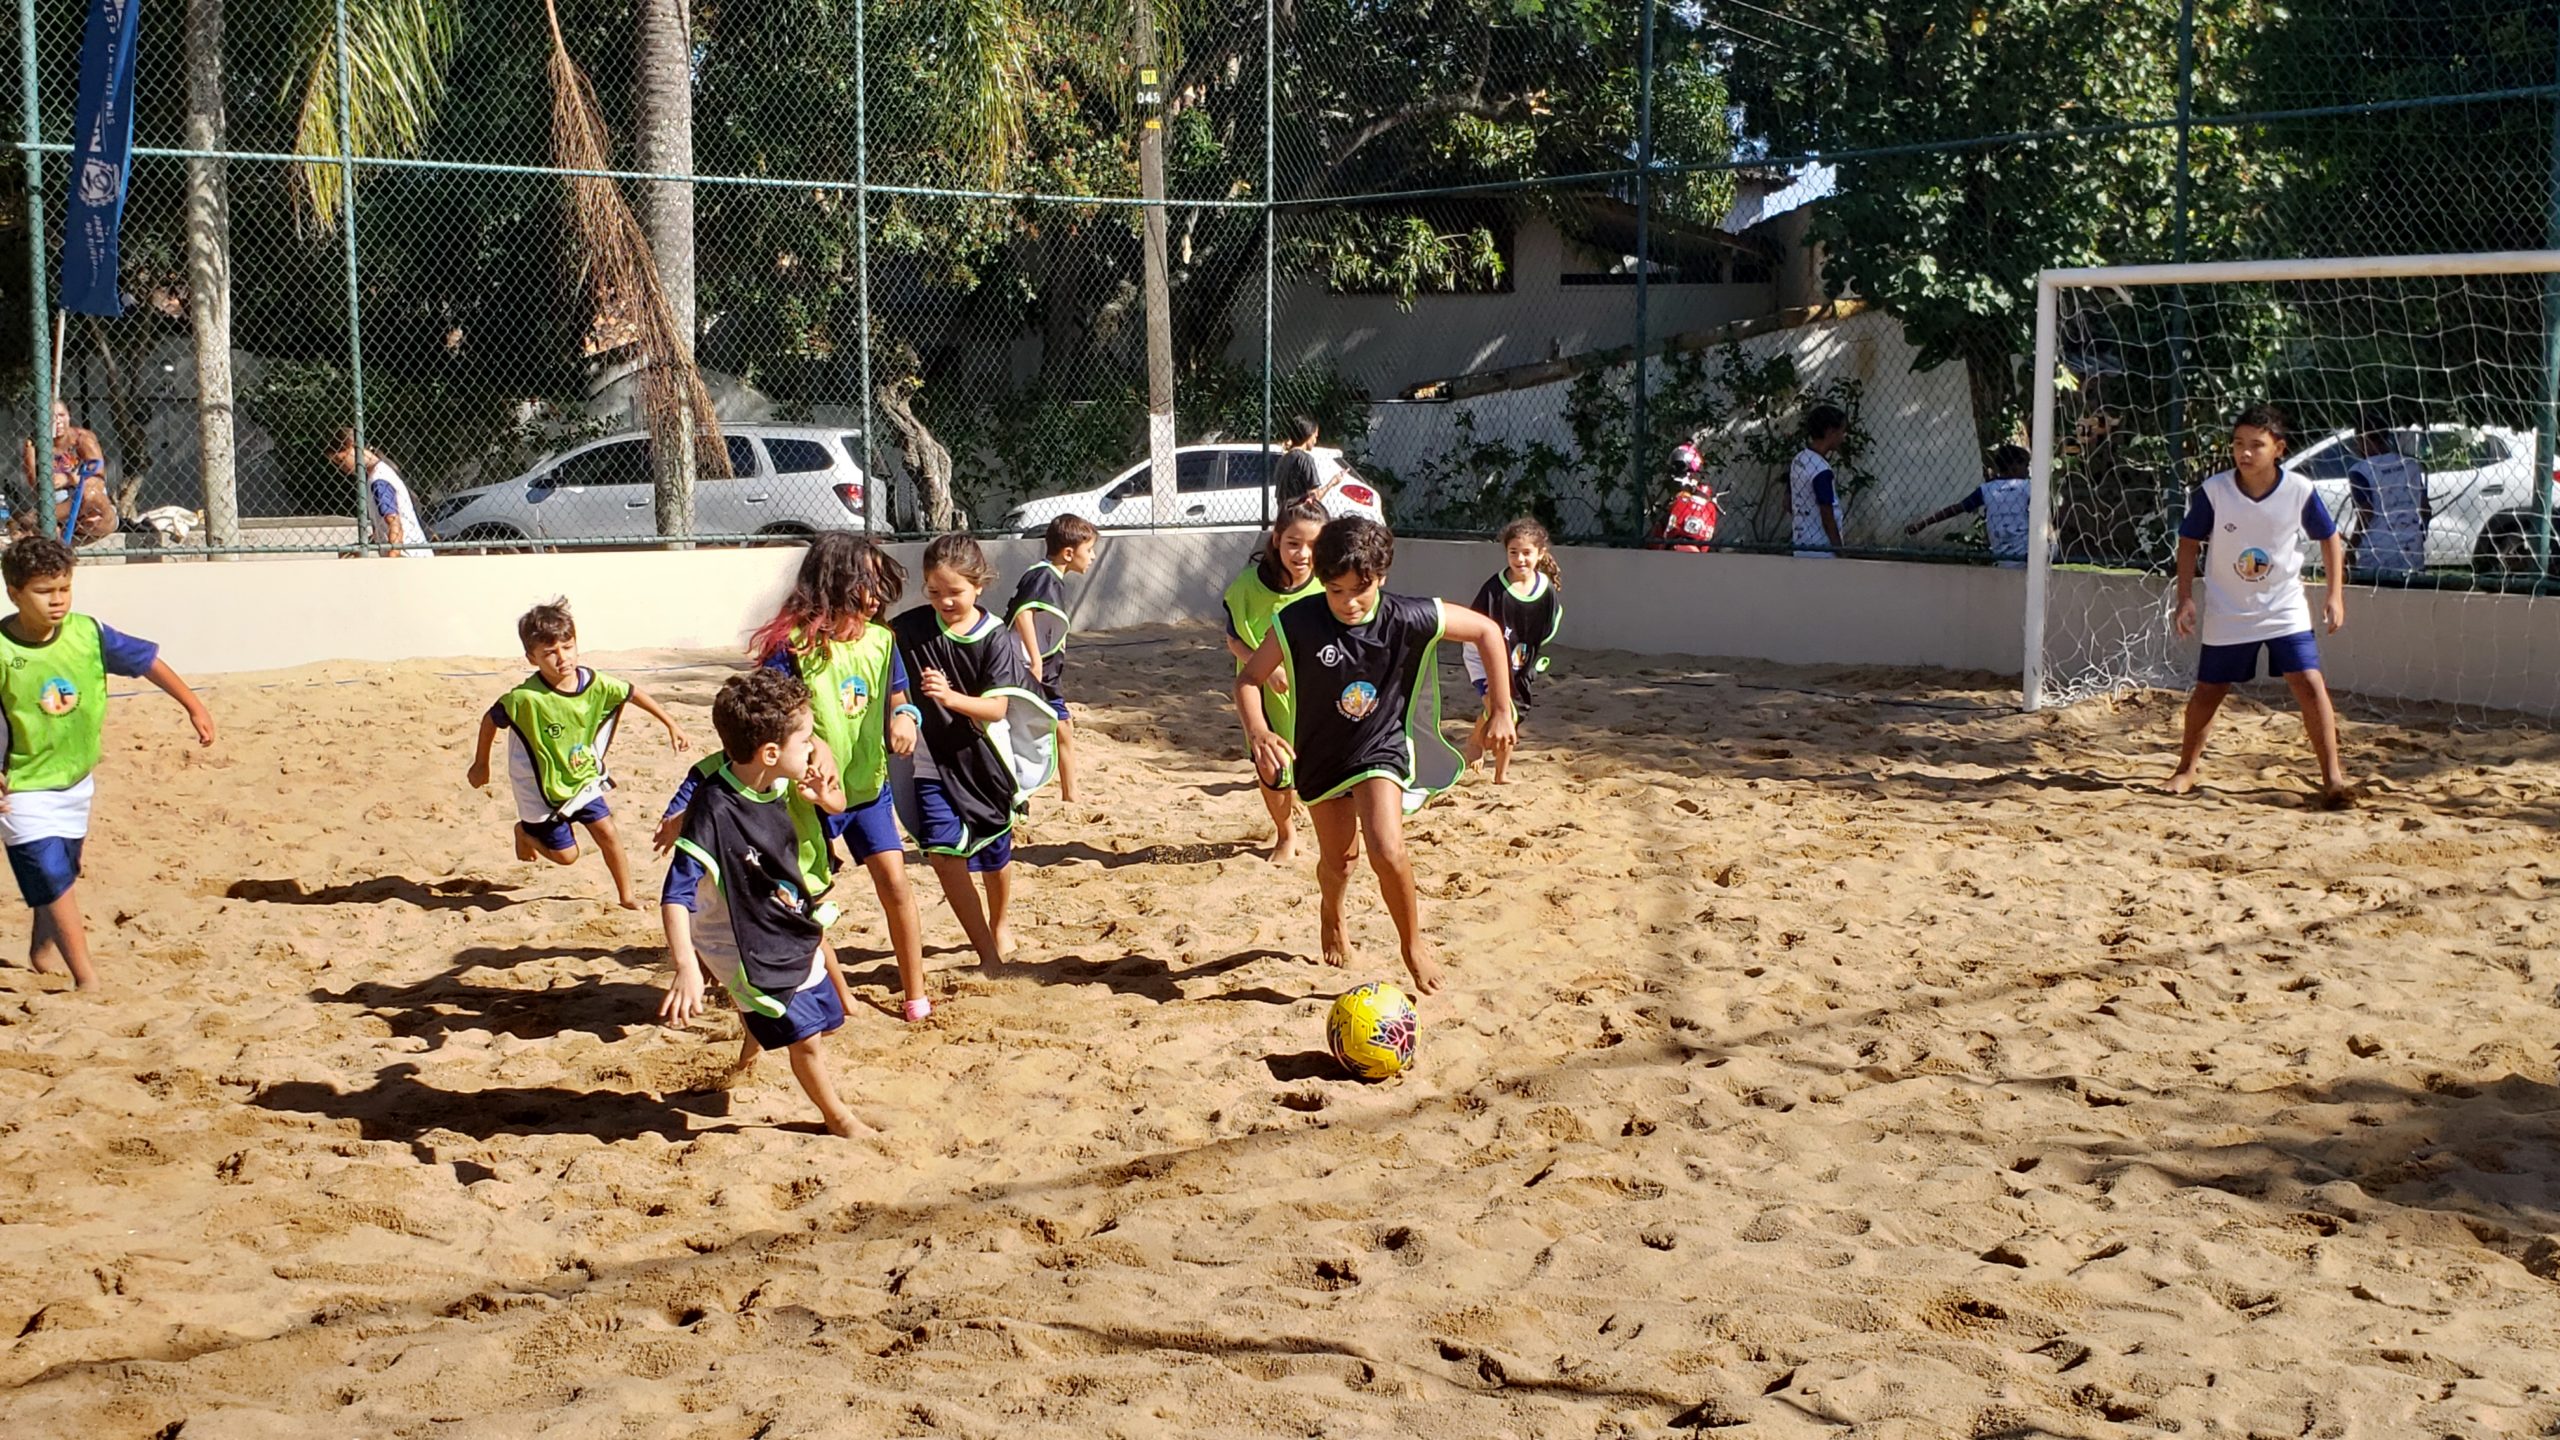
[59,0,142,317]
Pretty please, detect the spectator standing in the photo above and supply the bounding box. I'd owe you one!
[332,428,434,558]
[2345,423,2428,580]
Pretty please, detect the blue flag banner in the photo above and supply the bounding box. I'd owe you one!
[59,0,142,318]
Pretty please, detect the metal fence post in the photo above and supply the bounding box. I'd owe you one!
[18,0,51,516]
[1628,0,1658,544]
[2164,0,2198,502]
[2533,35,2560,585]
[855,0,879,536]
[1259,0,1274,532]
[331,0,371,555]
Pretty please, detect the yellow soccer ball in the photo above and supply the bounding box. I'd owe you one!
[1327,982,1418,1081]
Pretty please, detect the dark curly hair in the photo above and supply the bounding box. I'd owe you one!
[1312,516,1394,586]
[2,535,74,590]
[712,668,812,759]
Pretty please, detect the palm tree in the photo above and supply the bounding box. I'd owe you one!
[183,0,238,548]
[287,0,460,228]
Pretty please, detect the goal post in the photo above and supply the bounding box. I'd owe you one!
[2024,250,2560,716]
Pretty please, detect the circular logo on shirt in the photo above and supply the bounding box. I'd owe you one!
[36,676,75,716]
[839,673,871,717]
[567,741,599,778]
[1509,641,1530,672]
[2233,547,2274,582]
[1317,643,1346,669]
[1337,681,1379,720]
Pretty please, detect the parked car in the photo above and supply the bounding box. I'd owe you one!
[997,443,1387,535]
[2283,423,2557,576]
[426,425,913,545]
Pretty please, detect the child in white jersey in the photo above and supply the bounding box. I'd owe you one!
[1790,404,1850,557]
[1907,443,2036,566]
[2344,421,2429,580]
[2167,404,2352,807]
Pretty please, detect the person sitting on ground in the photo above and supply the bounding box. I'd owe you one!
[18,403,116,546]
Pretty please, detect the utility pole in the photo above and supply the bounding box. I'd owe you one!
[1136,3,1176,521]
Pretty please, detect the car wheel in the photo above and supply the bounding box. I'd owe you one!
[452,523,532,554]
[2474,525,2536,580]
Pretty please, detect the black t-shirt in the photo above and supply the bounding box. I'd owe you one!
[672,770,831,1004]
[1275,590,1450,803]
[1272,448,1322,505]
[1005,561,1070,697]
[1468,571,1562,708]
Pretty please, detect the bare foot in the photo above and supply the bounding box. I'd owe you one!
[513,829,538,862]
[1268,833,1298,865]
[1402,946,1445,997]
[716,1059,758,1091]
[1319,921,1356,970]
[2318,780,2358,811]
[990,924,1015,963]
[823,1110,880,1138]
[2164,768,2200,795]
[615,892,644,911]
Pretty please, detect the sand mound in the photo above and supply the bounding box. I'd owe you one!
[3,624,2557,1436]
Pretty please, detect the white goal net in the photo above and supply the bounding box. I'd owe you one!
[2026,253,2560,722]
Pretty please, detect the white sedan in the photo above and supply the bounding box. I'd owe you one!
[999,443,1386,534]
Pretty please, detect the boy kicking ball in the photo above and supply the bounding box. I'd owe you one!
[2167,404,2354,807]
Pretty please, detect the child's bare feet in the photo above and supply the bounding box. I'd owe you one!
[823,1110,880,1138]
[990,923,1015,963]
[2164,768,2201,795]
[1401,945,1445,997]
[2318,778,2357,810]
[615,890,644,911]
[1268,832,1297,865]
[513,829,538,862]
[1319,918,1356,969]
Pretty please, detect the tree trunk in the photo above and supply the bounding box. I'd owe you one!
[183,0,238,550]
[83,318,148,517]
[634,0,698,536]
[876,370,954,531]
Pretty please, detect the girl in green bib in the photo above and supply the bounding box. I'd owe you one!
[1222,500,1326,862]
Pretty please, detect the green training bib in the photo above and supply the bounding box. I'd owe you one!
[497,669,635,809]
[0,613,107,793]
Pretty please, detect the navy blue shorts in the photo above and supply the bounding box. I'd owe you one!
[7,837,83,907]
[741,974,846,1050]
[912,774,1013,872]
[2198,630,2321,685]
[1037,675,1071,722]
[826,787,903,863]
[521,799,610,853]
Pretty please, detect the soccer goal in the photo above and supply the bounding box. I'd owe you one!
[2024,251,2560,719]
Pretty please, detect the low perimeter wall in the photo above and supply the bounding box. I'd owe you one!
[67,534,2558,719]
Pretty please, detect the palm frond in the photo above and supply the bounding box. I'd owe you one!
[914,0,1038,190]
[290,0,460,226]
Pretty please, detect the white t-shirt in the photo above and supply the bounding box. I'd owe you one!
[1789,447,1841,556]
[2179,469,2337,647]
[2347,452,2427,575]
[366,460,434,558]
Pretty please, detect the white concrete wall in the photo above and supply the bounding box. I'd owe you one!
[64,532,2558,721]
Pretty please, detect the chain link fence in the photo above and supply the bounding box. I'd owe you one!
[0,0,2552,574]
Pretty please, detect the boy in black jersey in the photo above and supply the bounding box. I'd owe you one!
[1233,518,1514,996]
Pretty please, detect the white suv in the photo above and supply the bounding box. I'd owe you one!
[425,424,912,545]
[998,443,1386,534]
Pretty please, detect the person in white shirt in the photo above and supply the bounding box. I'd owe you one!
[332,428,434,558]
[1789,404,1850,557]
[1906,442,2037,566]
[2344,422,2428,580]
[2167,404,2352,807]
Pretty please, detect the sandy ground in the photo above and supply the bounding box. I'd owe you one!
[2,624,2557,1439]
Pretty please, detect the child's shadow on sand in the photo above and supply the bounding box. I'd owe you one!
[254,1063,736,1143]
[226,875,519,913]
